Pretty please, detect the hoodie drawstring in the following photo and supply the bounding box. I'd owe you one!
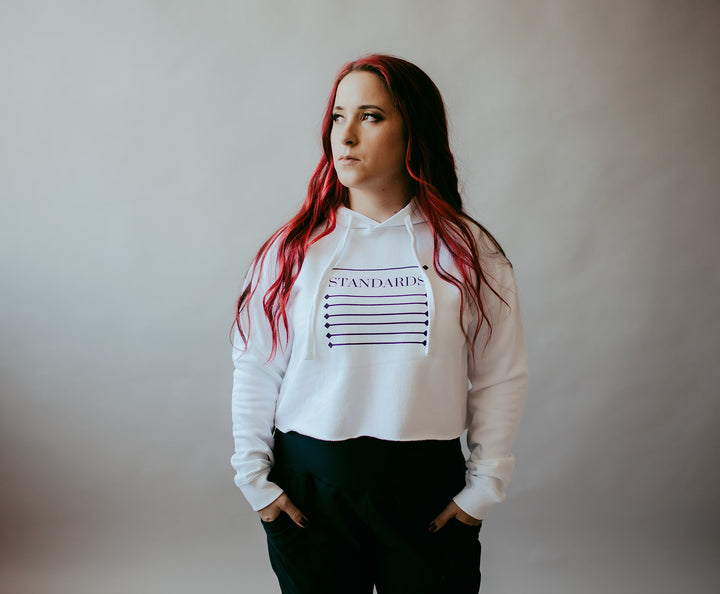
[304,221,353,360]
[404,214,434,356]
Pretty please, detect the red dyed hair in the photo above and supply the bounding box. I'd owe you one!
[233,54,508,358]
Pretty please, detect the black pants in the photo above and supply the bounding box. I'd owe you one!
[261,430,481,594]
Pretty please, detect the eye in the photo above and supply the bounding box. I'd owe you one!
[362,112,383,122]
[331,112,344,123]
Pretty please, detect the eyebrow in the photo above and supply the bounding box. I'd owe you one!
[333,104,386,112]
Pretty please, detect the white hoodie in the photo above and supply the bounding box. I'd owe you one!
[231,200,528,520]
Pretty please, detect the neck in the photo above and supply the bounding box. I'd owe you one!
[347,187,412,223]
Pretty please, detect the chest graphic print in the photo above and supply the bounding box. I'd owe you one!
[324,265,429,349]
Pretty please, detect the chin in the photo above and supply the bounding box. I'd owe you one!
[336,174,364,189]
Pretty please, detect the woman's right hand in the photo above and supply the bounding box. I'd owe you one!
[258,492,309,527]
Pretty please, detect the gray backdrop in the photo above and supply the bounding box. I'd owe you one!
[2,1,718,593]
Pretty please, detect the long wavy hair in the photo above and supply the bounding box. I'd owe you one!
[233,54,508,358]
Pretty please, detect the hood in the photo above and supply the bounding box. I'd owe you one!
[335,199,427,230]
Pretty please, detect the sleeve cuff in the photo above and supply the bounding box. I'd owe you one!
[452,476,506,521]
[236,473,285,511]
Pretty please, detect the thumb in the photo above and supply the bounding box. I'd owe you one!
[279,496,309,528]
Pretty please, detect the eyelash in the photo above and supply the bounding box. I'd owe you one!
[331,112,383,123]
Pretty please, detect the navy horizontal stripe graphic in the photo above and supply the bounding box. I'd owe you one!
[326,320,429,327]
[325,301,427,308]
[329,340,428,347]
[327,331,428,337]
[325,312,428,318]
[325,293,425,299]
[332,266,420,272]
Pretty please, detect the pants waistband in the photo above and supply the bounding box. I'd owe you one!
[271,430,466,492]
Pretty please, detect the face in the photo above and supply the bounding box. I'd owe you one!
[330,71,408,196]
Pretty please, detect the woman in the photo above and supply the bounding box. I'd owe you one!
[230,54,528,594]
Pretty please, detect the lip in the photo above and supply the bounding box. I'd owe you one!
[337,155,360,163]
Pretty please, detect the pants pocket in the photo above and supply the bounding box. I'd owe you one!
[446,516,482,535]
[261,512,299,539]
[434,517,482,592]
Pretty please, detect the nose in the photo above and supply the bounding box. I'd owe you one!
[342,121,358,146]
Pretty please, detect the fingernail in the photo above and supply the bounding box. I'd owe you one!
[428,523,437,533]
[300,517,309,528]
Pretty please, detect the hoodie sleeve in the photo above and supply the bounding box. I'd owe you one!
[230,246,292,511]
[452,248,529,521]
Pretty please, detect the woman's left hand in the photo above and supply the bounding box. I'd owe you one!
[428,500,482,532]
